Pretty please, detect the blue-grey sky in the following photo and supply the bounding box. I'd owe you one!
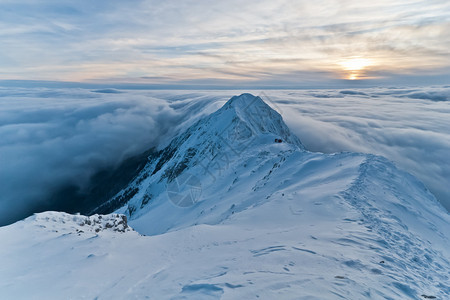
[0,0,449,87]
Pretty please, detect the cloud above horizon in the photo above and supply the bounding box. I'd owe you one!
[0,0,449,86]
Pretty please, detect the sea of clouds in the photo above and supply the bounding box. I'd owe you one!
[0,86,449,225]
[264,87,450,213]
[0,87,227,225]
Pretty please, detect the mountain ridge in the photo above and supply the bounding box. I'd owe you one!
[91,93,304,218]
[0,93,448,299]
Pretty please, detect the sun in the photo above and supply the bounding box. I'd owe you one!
[348,73,357,80]
[338,57,373,80]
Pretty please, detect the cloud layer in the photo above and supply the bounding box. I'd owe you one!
[266,87,450,212]
[0,86,449,225]
[0,87,226,224]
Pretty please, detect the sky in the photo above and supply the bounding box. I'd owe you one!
[0,0,449,87]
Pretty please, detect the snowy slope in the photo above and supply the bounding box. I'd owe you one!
[0,94,449,299]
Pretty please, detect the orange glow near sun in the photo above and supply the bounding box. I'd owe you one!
[338,57,373,80]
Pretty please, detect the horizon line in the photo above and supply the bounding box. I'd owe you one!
[1,79,448,90]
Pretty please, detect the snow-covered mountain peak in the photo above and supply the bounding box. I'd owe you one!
[222,93,266,111]
[214,93,303,148]
[91,93,304,221]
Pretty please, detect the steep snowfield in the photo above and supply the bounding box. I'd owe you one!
[0,94,449,299]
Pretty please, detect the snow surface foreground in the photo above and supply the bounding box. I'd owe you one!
[1,94,449,299]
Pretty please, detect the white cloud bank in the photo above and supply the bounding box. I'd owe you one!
[0,87,227,224]
[265,87,450,212]
[0,86,449,224]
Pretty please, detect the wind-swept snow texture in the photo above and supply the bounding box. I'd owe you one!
[1,94,449,299]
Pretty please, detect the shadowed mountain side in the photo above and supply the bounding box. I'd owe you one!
[38,149,156,218]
